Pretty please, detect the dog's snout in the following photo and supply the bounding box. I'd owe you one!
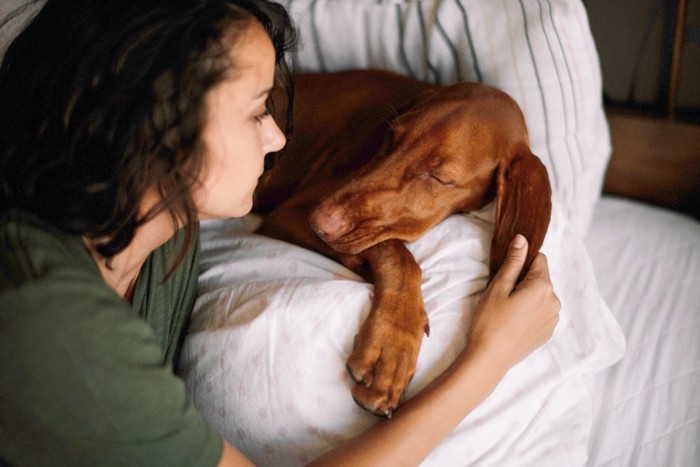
[308,203,348,240]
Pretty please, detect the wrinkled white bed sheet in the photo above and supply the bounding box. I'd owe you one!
[179,201,625,466]
[585,197,700,467]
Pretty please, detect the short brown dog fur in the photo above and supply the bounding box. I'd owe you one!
[254,69,552,417]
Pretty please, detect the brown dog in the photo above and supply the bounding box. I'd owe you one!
[253,69,551,417]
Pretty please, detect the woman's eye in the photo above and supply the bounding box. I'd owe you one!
[254,108,271,123]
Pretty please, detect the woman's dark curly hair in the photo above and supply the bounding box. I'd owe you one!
[0,0,296,267]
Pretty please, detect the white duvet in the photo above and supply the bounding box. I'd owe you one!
[179,201,625,466]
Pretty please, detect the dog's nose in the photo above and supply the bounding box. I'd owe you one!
[308,203,348,240]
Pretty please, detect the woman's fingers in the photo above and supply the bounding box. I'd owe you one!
[519,253,560,315]
[466,235,561,371]
[520,250,550,283]
[491,234,528,294]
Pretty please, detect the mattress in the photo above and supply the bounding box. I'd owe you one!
[584,196,700,467]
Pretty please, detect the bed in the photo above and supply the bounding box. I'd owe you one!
[178,1,700,465]
[3,1,697,465]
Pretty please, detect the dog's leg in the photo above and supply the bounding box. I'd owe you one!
[347,239,429,417]
[259,197,429,417]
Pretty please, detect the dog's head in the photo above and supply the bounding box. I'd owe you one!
[308,82,551,277]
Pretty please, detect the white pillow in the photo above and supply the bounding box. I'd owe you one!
[179,202,625,466]
[279,0,610,235]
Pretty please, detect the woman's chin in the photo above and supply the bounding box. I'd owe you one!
[197,199,253,221]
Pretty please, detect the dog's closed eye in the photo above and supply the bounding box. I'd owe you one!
[421,172,456,187]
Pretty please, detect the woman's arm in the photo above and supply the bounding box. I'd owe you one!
[218,234,560,466]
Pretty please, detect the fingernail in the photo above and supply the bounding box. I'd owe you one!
[512,234,526,249]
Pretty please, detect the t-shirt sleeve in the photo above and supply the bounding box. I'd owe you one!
[0,269,223,467]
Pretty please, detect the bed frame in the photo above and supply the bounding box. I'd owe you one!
[592,0,700,220]
[603,111,700,220]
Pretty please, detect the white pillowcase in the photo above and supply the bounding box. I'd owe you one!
[279,0,610,235]
[180,203,625,466]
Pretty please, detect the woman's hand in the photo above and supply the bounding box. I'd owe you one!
[466,234,561,374]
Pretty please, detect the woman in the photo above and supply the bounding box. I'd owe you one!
[0,0,560,465]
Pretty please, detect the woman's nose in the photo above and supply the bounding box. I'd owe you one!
[264,118,286,154]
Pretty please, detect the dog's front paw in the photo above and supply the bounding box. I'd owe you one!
[346,307,429,417]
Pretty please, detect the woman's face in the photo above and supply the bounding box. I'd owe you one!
[194,20,286,220]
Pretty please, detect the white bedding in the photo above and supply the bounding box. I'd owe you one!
[179,201,626,466]
[584,197,700,467]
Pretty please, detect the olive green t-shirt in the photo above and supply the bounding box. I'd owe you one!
[0,209,222,466]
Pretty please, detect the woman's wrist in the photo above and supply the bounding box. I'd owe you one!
[451,344,509,397]
[448,341,515,404]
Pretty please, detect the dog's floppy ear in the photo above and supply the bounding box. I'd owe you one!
[489,147,552,281]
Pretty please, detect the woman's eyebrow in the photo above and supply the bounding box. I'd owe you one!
[255,88,272,99]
